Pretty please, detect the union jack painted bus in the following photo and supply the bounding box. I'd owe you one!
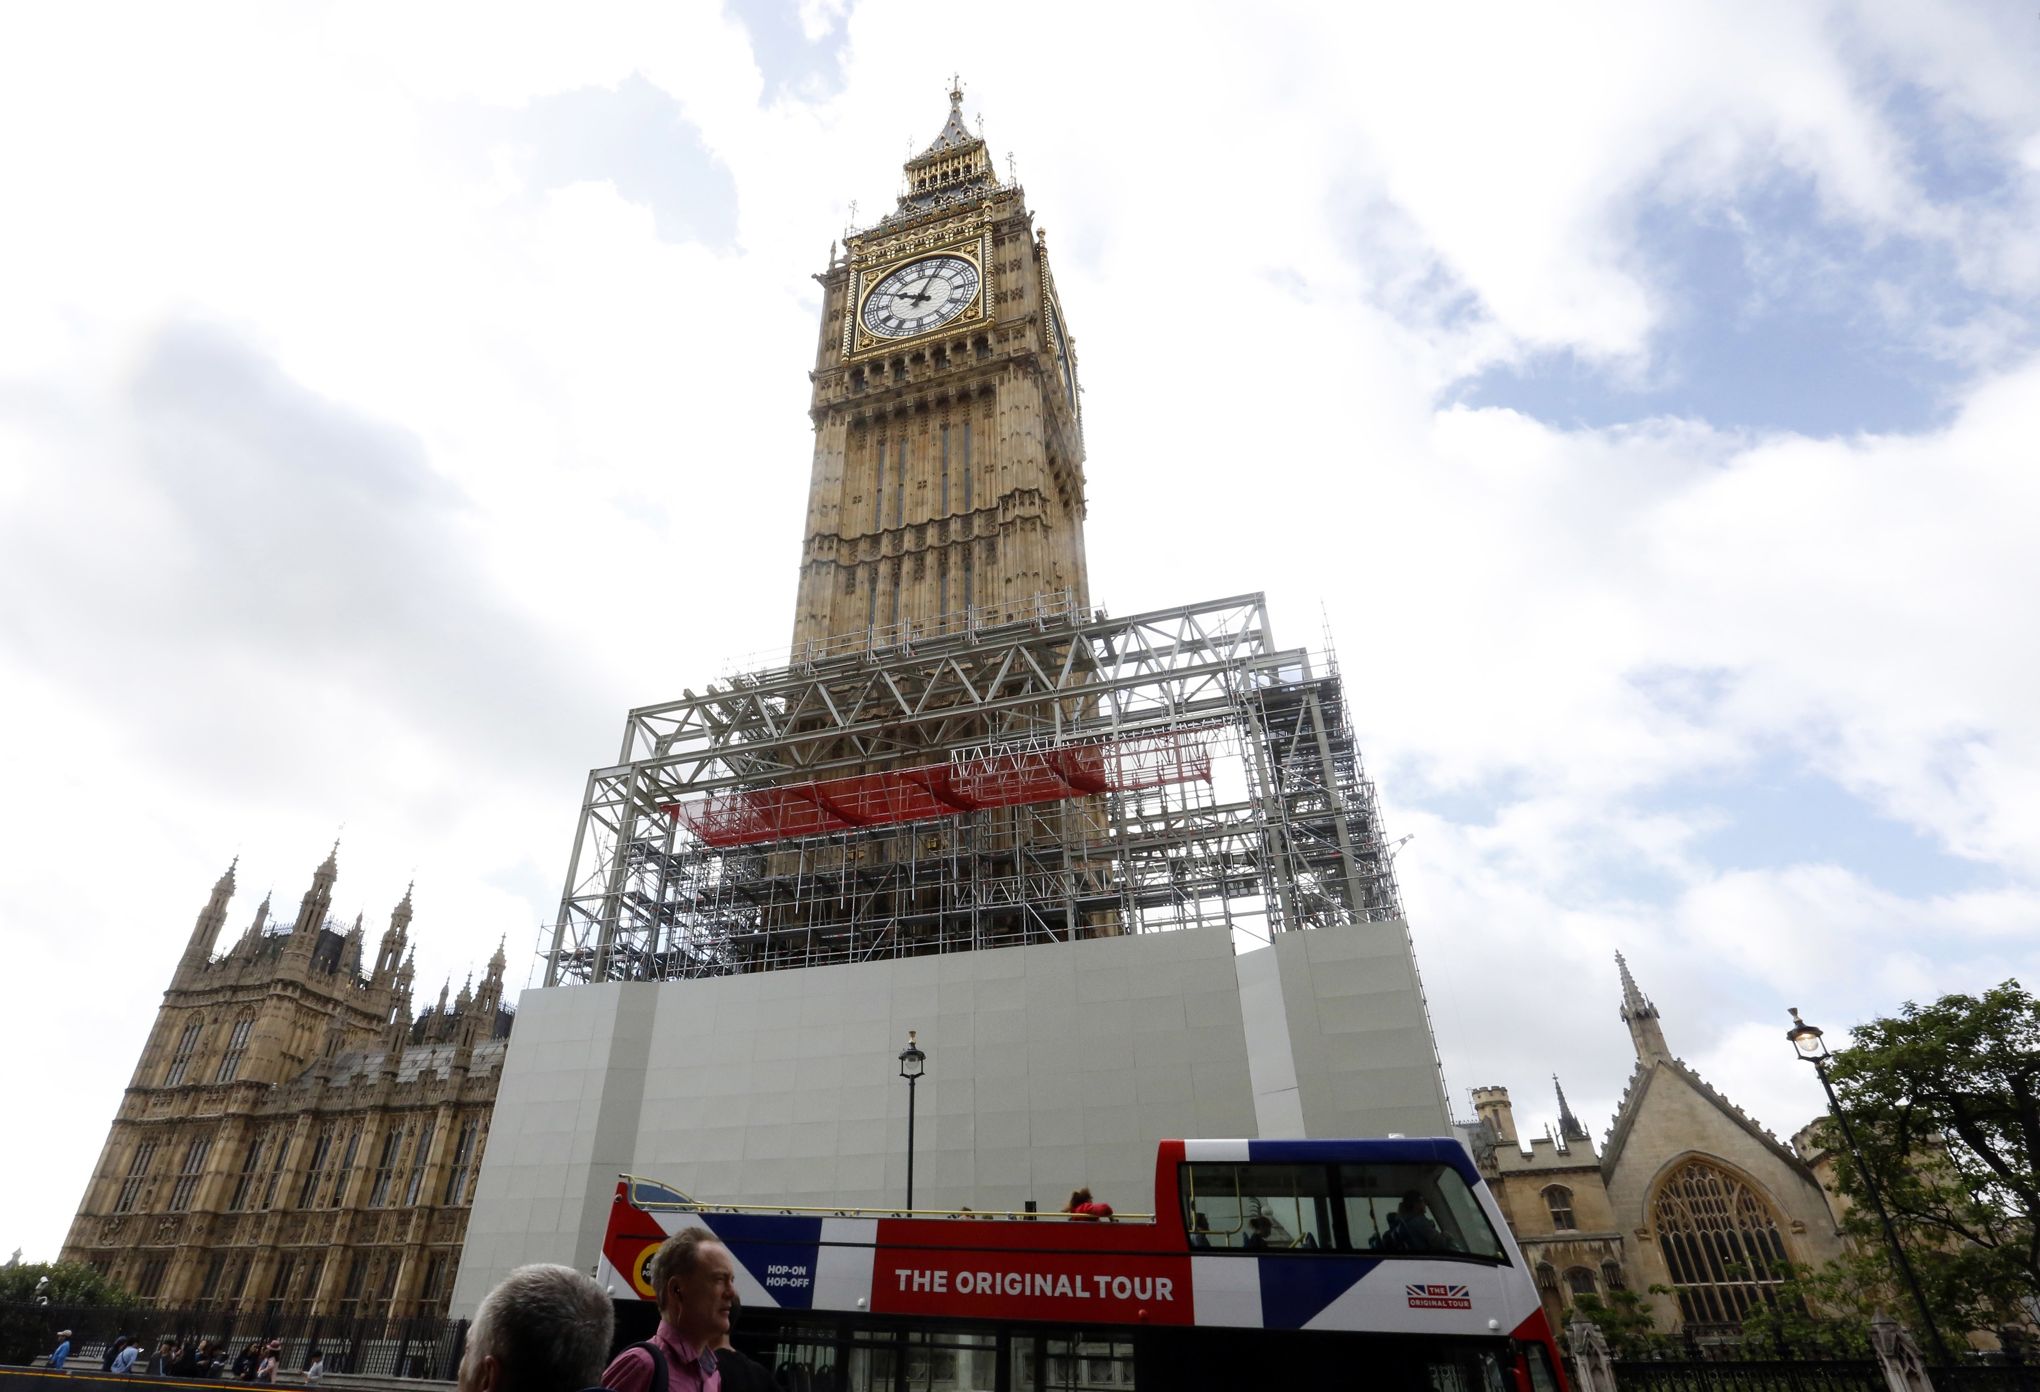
[599,1138,1567,1391]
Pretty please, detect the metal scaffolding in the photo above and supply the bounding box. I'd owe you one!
[542,592,1405,986]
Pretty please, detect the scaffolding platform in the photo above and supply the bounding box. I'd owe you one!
[542,593,1405,985]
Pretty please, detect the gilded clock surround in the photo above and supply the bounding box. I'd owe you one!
[843,228,994,358]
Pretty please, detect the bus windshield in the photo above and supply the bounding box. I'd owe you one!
[1182,1159,1509,1261]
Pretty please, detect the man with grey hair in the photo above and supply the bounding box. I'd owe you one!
[601,1228,735,1392]
[459,1264,615,1392]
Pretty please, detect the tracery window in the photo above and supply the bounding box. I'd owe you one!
[115,1142,157,1214]
[260,1129,291,1209]
[1651,1159,1792,1328]
[368,1125,405,1207]
[297,1126,336,1209]
[326,1126,360,1208]
[443,1118,481,1205]
[214,1018,253,1083]
[197,1255,227,1306]
[164,1021,203,1086]
[1565,1267,1598,1298]
[137,1258,168,1299]
[228,1138,263,1212]
[167,1136,212,1212]
[1543,1184,1576,1231]
[404,1119,437,1206]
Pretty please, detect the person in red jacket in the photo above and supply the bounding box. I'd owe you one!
[1062,1188,1114,1221]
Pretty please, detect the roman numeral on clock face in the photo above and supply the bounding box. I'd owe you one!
[861,254,979,340]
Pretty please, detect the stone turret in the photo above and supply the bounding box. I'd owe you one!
[1617,952,1671,1065]
[180,859,237,974]
[374,883,413,982]
[1472,1085,1518,1144]
[286,842,340,959]
[340,913,365,980]
[236,891,272,953]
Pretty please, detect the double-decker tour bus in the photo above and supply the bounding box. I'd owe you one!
[598,1138,1566,1391]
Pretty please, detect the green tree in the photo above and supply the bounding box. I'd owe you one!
[1733,1261,1877,1357]
[0,1261,137,1366]
[1818,979,2040,1345]
[1570,1285,1674,1359]
[0,1261,134,1306]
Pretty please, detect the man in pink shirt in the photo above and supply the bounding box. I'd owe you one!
[601,1229,737,1392]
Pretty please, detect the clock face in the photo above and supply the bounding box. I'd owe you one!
[861,255,981,339]
[1047,299,1078,409]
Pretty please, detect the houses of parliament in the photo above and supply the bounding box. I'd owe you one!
[58,848,509,1322]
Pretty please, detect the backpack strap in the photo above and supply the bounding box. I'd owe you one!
[626,1342,669,1392]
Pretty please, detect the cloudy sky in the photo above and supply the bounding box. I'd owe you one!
[4,1,2038,1261]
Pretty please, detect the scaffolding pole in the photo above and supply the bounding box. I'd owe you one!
[542,593,1404,986]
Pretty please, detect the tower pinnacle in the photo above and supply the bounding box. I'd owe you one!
[1616,951,1671,1065]
[1554,1074,1587,1142]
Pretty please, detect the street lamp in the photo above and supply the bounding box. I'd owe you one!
[1786,1007,1953,1366]
[898,1029,926,1211]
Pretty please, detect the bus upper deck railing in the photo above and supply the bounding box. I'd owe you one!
[621,1175,1151,1222]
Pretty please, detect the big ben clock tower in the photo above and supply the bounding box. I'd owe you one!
[791,84,1088,653]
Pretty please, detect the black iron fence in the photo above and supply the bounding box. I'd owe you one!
[1612,1359,1885,1392]
[1610,1357,2038,1392]
[0,1303,466,1381]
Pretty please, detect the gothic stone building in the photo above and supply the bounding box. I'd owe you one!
[60,848,510,1321]
[1471,955,1847,1341]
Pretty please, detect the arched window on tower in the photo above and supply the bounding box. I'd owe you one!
[1651,1159,1792,1330]
[1565,1267,1598,1300]
[1602,1260,1625,1292]
[1535,1262,1559,1295]
[1543,1184,1576,1230]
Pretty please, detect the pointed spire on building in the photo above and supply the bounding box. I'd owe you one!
[897,77,997,210]
[1616,951,1672,1065]
[289,841,340,947]
[1554,1074,1587,1142]
[340,912,365,980]
[474,937,508,1021]
[183,858,239,969]
[239,891,272,951]
[375,883,413,981]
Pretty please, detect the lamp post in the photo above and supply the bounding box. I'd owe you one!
[898,1029,926,1211]
[1785,1007,1953,1367]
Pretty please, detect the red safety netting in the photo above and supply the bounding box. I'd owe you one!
[663,730,1211,848]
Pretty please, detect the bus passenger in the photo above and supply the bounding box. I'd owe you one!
[1388,1191,1445,1252]
[1189,1212,1213,1249]
[1062,1188,1113,1221]
[1243,1215,1273,1250]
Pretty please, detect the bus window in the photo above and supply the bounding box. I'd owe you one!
[1339,1164,1509,1261]
[1182,1163,1334,1251]
[1014,1333,1135,1390]
[1517,1340,1561,1392]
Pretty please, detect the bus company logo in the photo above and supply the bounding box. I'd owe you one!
[1405,1283,1472,1310]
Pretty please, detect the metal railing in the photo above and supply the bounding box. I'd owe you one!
[1,1303,465,1381]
